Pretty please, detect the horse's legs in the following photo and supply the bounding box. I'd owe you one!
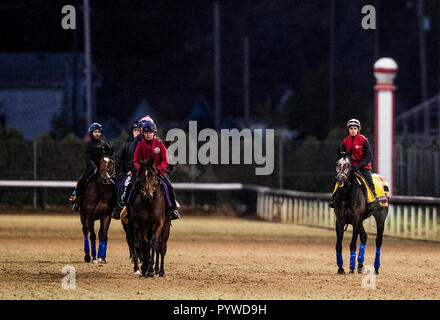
[128,220,140,274]
[122,222,133,260]
[349,223,361,274]
[147,235,157,277]
[81,215,91,263]
[141,230,150,277]
[87,219,97,262]
[357,224,367,274]
[97,215,111,263]
[148,220,164,277]
[335,220,345,274]
[154,241,160,275]
[159,221,171,277]
[373,208,388,274]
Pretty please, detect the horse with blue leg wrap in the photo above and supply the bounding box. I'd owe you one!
[80,155,116,264]
[333,152,388,275]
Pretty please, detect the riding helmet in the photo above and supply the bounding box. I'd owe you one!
[346,119,361,130]
[142,121,157,133]
[131,120,142,129]
[89,122,103,133]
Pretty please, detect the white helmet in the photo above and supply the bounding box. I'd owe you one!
[346,119,361,130]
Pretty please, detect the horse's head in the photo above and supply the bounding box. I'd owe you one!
[138,159,159,200]
[336,152,352,187]
[99,155,115,183]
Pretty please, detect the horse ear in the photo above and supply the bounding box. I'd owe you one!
[337,151,348,160]
[140,160,148,167]
[146,158,155,168]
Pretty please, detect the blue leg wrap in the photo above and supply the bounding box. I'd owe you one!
[84,235,90,255]
[350,251,356,269]
[98,241,103,259]
[91,241,96,258]
[101,242,107,259]
[374,248,381,270]
[336,252,343,267]
[358,243,365,262]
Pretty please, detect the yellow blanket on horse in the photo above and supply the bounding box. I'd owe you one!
[332,173,389,207]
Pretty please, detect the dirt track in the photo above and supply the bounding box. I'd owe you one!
[0,211,439,300]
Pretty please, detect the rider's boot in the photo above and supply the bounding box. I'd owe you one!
[72,201,80,212]
[371,186,378,201]
[170,208,180,220]
[111,206,120,220]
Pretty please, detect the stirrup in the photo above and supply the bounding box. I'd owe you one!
[69,194,76,202]
[72,202,80,212]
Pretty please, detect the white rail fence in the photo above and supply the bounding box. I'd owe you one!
[1,180,439,242]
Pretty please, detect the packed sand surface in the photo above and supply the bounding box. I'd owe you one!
[0,213,439,299]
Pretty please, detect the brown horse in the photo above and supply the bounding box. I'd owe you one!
[130,159,171,277]
[80,155,116,263]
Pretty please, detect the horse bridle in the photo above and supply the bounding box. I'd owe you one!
[140,169,159,198]
[336,157,352,187]
[99,157,115,184]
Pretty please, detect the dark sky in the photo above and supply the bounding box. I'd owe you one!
[1,0,440,138]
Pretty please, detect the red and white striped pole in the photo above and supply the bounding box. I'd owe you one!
[374,58,398,195]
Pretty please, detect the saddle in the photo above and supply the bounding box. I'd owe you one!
[332,173,389,207]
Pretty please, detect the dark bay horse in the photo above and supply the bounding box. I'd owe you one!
[80,155,116,263]
[130,159,171,277]
[333,153,388,275]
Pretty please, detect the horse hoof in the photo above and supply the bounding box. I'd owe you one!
[349,268,355,274]
[98,258,106,264]
[135,270,141,276]
[146,271,154,278]
[93,259,98,264]
[358,265,365,274]
[374,269,379,275]
[84,254,91,263]
[159,271,165,277]
[337,268,345,274]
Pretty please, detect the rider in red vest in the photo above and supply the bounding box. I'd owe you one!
[128,121,180,220]
[330,119,376,207]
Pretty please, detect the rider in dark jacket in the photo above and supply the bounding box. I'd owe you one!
[69,123,114,211]
[112,121,142,219]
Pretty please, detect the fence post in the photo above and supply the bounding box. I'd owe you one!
[293,198,299,224]
[33,139,37,210]
[417,207,423,239]
[388,205,395,237]
[288,198,293,223]
[411,206,416,239]
[425,207,430,240]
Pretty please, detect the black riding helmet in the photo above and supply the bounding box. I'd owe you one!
[142,121,157,133]
[131,120,142,130]
[128,121,142,139]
